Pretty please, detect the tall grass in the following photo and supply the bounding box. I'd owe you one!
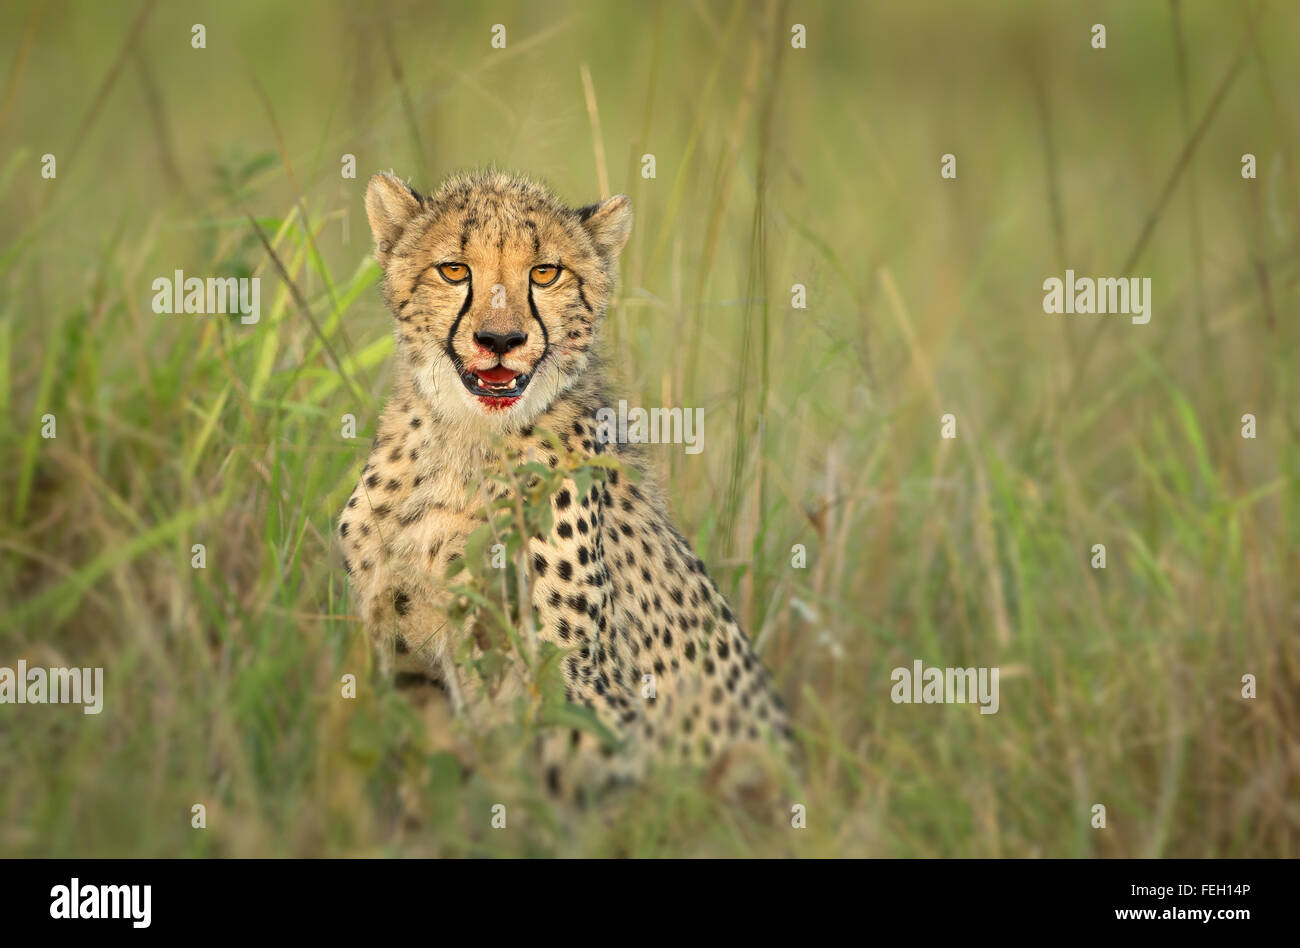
[0,0,1296,857]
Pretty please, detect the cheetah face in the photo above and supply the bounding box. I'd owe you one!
[364,171,632,430]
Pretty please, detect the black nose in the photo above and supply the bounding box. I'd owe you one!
[473,330,528,355]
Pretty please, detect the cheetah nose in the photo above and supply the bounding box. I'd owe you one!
[474,330,528,355]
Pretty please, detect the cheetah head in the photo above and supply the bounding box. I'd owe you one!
[364,170,632,431]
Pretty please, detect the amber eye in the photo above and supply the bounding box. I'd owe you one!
[437,263,469,283]
[530,264,561,287]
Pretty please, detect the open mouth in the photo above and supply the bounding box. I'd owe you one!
[460,364,531,405]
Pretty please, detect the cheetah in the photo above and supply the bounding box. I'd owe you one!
[340,169,793,797]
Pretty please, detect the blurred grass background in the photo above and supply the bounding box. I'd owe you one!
[1,0,1297,857]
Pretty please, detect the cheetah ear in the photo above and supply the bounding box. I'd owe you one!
[365,172,424,266]
[577,195,633,258]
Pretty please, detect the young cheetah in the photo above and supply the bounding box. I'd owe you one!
[341,169,792,795]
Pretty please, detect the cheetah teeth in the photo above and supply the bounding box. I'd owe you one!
[463,370,530,397]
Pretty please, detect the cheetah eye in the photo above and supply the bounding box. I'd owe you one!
[437,263,469,284]
[530,264,561,287]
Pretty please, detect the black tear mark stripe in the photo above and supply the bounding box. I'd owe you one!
[527,283,550,362]
[443,280,474,371]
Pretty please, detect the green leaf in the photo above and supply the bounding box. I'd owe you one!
[539,701,621,751]
[460,523,494,578]
[571,467,593,506]
[428,751,463,793]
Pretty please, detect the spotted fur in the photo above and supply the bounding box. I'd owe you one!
[342,170,792,797]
